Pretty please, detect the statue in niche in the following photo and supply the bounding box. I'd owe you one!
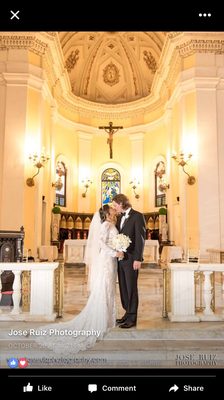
[161,223,168,242]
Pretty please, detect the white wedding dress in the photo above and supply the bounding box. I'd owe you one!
[34,220,118,355]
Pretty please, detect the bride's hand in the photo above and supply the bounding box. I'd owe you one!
[116,251,124,259]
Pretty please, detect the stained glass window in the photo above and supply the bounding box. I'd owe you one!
[155,161,166,207]
[55,161,67,207]
[101,168,120,205]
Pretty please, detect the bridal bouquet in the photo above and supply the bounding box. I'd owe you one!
[111,233,132,260]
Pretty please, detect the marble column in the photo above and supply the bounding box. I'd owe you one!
[0,65,28,229]
[129,133,144,210]
[196,59,224,254]
[77,132,93,213]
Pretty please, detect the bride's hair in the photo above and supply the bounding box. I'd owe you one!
[99,204,110,223]
[112,193,132,209]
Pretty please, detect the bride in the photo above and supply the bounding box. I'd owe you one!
[34,204,123,355]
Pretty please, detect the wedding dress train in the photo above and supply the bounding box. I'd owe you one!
[34,221,118,355]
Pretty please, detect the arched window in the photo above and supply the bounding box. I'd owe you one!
[155,161,166,207]
[55,161,67,207]
[101,168,120,205]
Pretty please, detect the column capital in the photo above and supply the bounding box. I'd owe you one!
[129,132,145,141]
[77,131,93,141]
[2,72,44,91]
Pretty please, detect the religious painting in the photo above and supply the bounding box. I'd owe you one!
[101,168,121,205]
[55,161,67,207]
[155,161,166,207]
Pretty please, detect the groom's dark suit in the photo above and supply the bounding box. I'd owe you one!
[117,209,146,324]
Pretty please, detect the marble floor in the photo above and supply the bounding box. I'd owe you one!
[63,264,163,327]
[1,265,224,369]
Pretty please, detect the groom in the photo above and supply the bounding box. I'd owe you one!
[112,194,146,328]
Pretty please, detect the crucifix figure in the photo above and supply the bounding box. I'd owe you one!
[99,121,123,159]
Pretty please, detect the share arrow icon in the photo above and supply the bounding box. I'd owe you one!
[169,384,179,392]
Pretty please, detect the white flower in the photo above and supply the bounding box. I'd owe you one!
[111,233,132,253]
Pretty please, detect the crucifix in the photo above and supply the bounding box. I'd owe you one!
[99,121,123,159]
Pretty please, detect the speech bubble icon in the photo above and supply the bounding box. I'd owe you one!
[88,384,97,393]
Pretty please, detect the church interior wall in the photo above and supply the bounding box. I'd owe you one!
[23,87,53,253]
[143,124,167,211]
[53,123,78,212]
[0,58,28,232]
[217,85,224,248]
[28,51,42,68]
[182,92,199,252]
[182,53,196,70]
[196,71,223,255]
[0,84,6,218]
[161,90,199,252]
[90,134,131,212]
[0,32,224,257]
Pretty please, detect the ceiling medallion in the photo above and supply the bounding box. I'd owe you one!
[103,62,120,86]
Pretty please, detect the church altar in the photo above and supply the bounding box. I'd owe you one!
[38,245,58,261]
[142,240,159,264]
[64,239,87,264]
[160,245,183,264]
[63,239,159,264]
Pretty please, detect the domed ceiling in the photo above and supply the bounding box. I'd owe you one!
[59,32,167,104]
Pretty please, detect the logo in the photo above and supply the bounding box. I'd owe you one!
[169,384,179,392]
[23,383,33,392]
[18,358,29,368]
[7,358,18,368]
[88,384,97,393]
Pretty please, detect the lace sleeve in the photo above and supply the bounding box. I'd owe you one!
[99,222,117,257]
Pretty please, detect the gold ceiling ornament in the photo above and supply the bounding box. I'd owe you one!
[103,62,120,86]
[65,49,79,73]
[143,50,158,73]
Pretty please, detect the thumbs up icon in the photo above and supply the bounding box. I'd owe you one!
[23,383,33,392]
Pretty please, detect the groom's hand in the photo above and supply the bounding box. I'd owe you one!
[133,261,141,270]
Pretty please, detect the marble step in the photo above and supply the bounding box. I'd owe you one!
[1,339,224,368]
[1,323,224,368]
[1,320,224,340]
[104,324,224,340]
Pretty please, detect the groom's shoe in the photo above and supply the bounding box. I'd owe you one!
[116,316,127,324]
[119,321,136,329]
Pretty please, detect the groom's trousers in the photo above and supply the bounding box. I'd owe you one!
[117,259,139,323]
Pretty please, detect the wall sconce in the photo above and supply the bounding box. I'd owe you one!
[82,179,92,197]
[26,149,50,187]
[172,152,196,185]
[129,179,140,199]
